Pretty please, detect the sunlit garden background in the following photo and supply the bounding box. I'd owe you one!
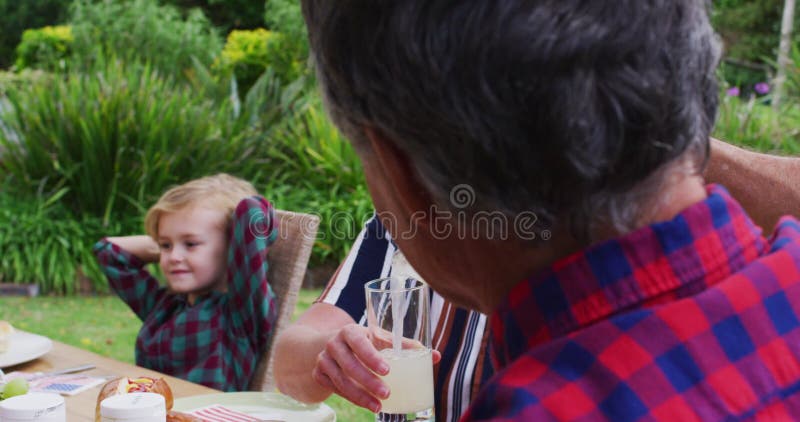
[1,0,800,420]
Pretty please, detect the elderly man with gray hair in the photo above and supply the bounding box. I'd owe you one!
[299,0,800,420]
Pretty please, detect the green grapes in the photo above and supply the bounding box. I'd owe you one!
[0,378,29,400]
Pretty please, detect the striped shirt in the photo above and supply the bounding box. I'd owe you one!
[318,216,494,422]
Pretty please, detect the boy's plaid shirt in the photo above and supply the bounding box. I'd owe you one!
[93,196,278,391]
[463,186,800,421]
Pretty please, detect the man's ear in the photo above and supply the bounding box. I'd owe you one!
[362,126,433,214]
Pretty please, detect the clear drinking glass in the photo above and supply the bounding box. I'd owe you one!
[365,276,434,422]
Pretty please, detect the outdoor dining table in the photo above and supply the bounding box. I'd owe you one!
[7,339,220,421]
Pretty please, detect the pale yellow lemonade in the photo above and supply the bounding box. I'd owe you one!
[378,348,435,414]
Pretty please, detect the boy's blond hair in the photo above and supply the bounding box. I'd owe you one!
[144,173,258,239]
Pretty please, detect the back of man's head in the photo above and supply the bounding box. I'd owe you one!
[302,0,721,241]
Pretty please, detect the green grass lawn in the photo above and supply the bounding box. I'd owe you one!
[0,289,373,421]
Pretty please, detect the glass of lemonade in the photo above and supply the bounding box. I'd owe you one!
[365,276,434,422]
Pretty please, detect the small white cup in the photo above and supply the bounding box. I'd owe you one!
[100,392,166,422]
[0,393,66,422]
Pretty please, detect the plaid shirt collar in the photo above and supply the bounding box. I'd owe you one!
[490,185,769,369]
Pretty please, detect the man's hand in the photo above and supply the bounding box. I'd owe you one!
[273,302,441,411]
[312,324,389,412]
[312,323,443,413]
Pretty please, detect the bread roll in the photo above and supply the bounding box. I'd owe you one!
[95,377,176,421]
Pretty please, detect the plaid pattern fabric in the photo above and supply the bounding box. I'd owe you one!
[93,196,278,391]
[462,185,800,421]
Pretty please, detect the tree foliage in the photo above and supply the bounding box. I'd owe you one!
[166,0,265,31]
[713,0,785,63]
[0,0,71,69]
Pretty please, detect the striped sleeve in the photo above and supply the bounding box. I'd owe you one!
[317,214,395,323]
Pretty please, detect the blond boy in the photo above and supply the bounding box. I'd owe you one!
[94,174,277,391]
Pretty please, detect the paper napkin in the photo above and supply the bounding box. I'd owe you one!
[189,404,284,422]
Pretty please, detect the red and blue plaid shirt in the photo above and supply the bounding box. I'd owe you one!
[93,196,278,391]
[463,185,800,421]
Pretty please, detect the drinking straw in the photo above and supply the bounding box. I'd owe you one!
[390,276,404,353]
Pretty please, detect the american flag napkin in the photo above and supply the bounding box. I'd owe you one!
[5,371,107,396]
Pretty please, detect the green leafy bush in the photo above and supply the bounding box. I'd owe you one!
[273,105,365,192]
[14,25,73,71]
[714,88,800,154]
[167,0,265,31]
[68,0,222,78]
[784,43,800,100]
[718,62,771,97]
[0,190,138,294]
[0,69,48,98]
[217,28,300,94]
[264,0,309,73]
[0,60,290,222]
[710,0,800,88]
[713,0,783,64]
[0,0,71,69]
[267,181,373,265]
[267,103,372,264]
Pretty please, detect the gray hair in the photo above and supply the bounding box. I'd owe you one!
[303,0,722,241]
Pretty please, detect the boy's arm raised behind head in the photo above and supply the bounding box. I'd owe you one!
[93,237,167,321]
[105,235,160,263]
[224,196,279,346]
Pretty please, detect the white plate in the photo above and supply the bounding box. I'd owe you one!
[173,392,336,422]
[0,331,53,368]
